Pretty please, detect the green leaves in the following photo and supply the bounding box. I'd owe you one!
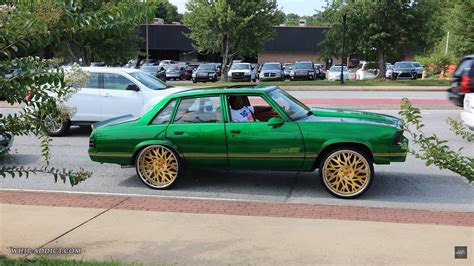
[399,98,474,182]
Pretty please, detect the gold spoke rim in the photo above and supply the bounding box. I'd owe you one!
[322,150,370,196]
[137,146,178,188]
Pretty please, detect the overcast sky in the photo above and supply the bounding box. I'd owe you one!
[170,0,327,16]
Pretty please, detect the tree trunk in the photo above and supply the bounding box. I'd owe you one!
[221,34,230,82]
[66,41,78,64]
[376,50,386,79]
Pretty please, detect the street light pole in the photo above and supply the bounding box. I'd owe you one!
[340,13,346,85]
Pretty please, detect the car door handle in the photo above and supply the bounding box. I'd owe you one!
[230,130,241,134]
[104,93,112,97]
[174,131,184,135]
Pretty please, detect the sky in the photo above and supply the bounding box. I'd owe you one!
[170,0,327,17]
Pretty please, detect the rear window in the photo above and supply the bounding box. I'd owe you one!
[454,59,473,77]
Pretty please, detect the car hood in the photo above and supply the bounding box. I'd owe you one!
[228,69,250,73]
[261,70,281,74]
[394,67,414,71]
[308,107,401,128]
[196,70,217,74]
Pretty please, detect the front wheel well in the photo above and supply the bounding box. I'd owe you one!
[313,142,373,170]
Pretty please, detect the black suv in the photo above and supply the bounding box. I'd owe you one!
[448,55,474,107]
[290,61,316,80]
[192,63,220,83]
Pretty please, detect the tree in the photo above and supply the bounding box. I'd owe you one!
[183,0,284,81]
[154,0,182,24]
[0,1,154,185]
[318,0,443,78]
[442,1,474,58]
[49,1,154,66]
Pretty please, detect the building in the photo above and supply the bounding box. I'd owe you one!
[138,24,331,65]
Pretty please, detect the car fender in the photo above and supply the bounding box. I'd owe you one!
[133,139,182,159]
[319,138,374,154]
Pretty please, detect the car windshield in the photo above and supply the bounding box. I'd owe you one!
[268,88,310,121]
[197,64,215,71]
[231,63,250,70]
[329,66,348,72]
[129,71,169,90]
[262,64,280,70]
[395,63,413,68]
[293,63,313,69]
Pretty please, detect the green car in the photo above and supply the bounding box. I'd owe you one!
[88,86,407,198]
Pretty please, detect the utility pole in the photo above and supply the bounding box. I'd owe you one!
[340,13,346,85]
[445,31,450,55]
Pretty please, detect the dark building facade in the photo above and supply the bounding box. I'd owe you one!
[138,24,330,64]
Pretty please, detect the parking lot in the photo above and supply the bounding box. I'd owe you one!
[1,90,472,212]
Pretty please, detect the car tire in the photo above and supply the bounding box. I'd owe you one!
[192,80,197,83]
[44,114,70,137]
[136,145,181,189]
[319,148,374,199]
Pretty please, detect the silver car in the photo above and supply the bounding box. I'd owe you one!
[165,64,182,80]
[259,62,285,81]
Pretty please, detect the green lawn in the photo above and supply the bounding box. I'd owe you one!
[169,79,451,87]
[0,257,173,266]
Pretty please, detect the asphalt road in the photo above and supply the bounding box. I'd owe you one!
[1,91,472,212]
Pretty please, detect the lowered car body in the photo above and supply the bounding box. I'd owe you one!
[89,85,407,199]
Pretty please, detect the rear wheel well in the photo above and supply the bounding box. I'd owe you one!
[313,142,373,170]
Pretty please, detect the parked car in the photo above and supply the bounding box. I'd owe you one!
[314,64,326,80]
[90,62,105,67]
[386,64,394,79]
[140,65,166,82]
[355,61,379,80]
[259,62,285,81]
[228,63,257,82]
[411,61,423,78]
[192,63,220,83]
[88,85,408,198]
[165,65,182,80]
[327,65,349,81]
[448,55,474,107]
[283,63,293,79]
[45,67,186,136]
[461,93,474,130]
[392,62,417,80]
[159,60,175,67]
[290,61,315,80]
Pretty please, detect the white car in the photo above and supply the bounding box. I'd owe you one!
[327,65,349,81]
[228,63,257,82]
[461,93,474,130]
[46,67,186,136]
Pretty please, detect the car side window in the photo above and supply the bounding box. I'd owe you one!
[228,95,281,122]
[103,73,134,90]
[173,96,222,124]
[151,100,176,125]
[454,59,473,76]
[84,73,100,89]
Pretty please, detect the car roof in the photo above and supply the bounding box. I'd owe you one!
[168,85,279,99]
[82,67,141,74]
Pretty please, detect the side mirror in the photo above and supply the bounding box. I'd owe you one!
[126,84,140,91]
[267,117,285,128]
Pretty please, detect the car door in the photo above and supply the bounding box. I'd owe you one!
[225,94,305,171]
[101,72,143,120]
[65,72,103,122]
[166,95,227,168]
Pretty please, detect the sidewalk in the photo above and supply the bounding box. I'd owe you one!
[1,190,473,264]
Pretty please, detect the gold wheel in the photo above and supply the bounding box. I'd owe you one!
[321,149,372,198]
[136,145,179,189]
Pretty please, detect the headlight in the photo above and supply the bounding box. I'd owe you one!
[290,71,295,76]
[244,71,251,75]
[192,73,196,77]
[309,71,314,75]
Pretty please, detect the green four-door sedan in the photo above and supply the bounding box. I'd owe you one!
[88,86,408,198]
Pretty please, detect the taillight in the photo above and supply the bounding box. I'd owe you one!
[461,75,472,93]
